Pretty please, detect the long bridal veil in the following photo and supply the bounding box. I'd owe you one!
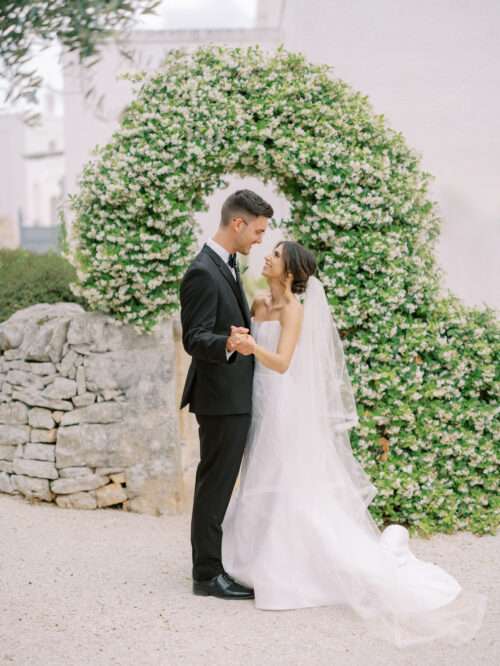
[283,275,488,647]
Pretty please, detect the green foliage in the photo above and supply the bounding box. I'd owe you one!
[0,248,88,323]
[68,45,500,536]
[0,0,160,119]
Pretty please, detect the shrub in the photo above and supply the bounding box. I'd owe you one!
[0,248,88,323]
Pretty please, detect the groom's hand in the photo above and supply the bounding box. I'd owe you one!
[226,326,249,353]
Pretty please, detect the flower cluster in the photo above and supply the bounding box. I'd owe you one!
[67,45,499,536]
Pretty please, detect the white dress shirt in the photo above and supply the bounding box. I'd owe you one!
[206,237,237,281]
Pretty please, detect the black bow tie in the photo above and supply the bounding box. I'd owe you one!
[228,253,237,269]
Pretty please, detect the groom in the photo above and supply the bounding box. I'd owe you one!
[179,189,273,599]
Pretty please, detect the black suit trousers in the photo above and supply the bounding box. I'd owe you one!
[191,412,251,581]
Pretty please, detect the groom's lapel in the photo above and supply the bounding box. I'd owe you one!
[203,244,251,328]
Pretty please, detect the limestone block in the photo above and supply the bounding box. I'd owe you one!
[13,458,58,480]
[13,474,54,501]
[23,323,59,363]
[0,444,20,461]
[125,458,182,515]
[34,364,58,376]
[24,443,56,462]
[60,402,125,427]
[55,491,97,509]
[12,389,73,411]
[30,428,57,443]
[0,402,28,424]
[40,374,57,386]
[83,354,137,392]
[52,411,64,424]
[76,366,86,395]
[6,303,83,324]
[50,474,108,494]
[6,361,57,376]
[3,350,23,360]
[96,482,127,507]
[42,377,77,400]
[0,460,14,473]
[59,350,79,378]
[59,466,94,478]
[0,424,30,446]
[67,312,123,352]
[0,471,16,493]
[5,370,46,390]
[71,393,96,408]
[0,322,24,350]
[110,472,126,484]
[56,423,131,468]
[28,407,55,429]
[126,492,178,516]
[19,316,71,364]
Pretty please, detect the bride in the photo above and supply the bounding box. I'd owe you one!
[221,240,487,648]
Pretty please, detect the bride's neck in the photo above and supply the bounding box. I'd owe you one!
[268,279,292,306]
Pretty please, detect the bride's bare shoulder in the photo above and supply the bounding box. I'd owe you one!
[281,297,304,324]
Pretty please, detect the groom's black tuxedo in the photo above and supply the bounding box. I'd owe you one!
[180,243,254,414]
[179,243,254,581]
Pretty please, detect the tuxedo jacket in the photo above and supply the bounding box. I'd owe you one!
[179,244,254,415]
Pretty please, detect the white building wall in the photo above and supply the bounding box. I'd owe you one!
[24,115,65,229]
[62,26,283,202]
[24,154,65,227]
[0,115,25,248]
[0,112,65,248]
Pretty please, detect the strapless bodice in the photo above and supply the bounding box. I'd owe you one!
[251,318,281,352]
[251,318,281,375]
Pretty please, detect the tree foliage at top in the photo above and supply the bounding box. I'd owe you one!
[0,0,159,121]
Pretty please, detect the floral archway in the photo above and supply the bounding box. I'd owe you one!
[67,45,499,536]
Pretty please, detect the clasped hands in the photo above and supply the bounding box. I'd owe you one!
[226,325,256,355]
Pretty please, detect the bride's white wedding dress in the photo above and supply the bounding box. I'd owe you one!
[221,277,487,648]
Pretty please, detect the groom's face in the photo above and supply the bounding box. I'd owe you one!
[233,215,268,255]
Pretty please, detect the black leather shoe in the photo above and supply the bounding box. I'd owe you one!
[193,572,254,599]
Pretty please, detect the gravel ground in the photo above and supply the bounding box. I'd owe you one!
[0,493,498,666]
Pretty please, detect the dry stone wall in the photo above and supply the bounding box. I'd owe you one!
[0,303,183,515]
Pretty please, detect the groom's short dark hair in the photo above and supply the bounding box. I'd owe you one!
[220,190,274,226]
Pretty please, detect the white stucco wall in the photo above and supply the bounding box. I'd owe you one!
[281,0,500,309]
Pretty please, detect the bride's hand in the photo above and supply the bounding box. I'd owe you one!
[233,333,256,356]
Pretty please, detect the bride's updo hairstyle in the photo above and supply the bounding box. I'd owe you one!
[278,241,317,294]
